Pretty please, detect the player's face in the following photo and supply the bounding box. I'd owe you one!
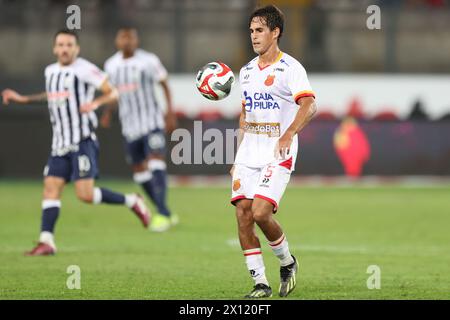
[53,34,79,65]
[249,17,279,55]
[116,29,139,54]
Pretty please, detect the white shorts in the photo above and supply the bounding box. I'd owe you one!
[230,157,293,213]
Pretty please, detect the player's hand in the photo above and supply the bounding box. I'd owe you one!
[165,109,178,134]
[1,89,28,105]
[275,132,293,160]
[100,111,112,128]
[80,101,99,113]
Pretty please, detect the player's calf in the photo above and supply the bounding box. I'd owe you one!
[74,179,151,228]
[92,188,151,228]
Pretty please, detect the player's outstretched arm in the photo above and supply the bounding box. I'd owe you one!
[275,96,317,159]
[237,105,246,149]
[160,79,177,133]
[1,89,47,105]
[99,102,118,128]
[80,80,119,113]
[230,105,246,176]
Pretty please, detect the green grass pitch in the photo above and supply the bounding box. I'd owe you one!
[0,180,449,299]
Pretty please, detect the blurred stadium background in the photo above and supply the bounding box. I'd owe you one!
[1,0,450,180]
[1,0,450,300]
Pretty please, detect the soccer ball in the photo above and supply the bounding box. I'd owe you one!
[196,61,235,101]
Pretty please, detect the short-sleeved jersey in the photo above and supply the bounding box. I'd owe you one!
[104,49,168,142]
[45,57,107,156]
[234,52,315,169]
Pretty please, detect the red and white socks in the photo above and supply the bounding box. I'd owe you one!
[269,233,294,266]
[243,234,294,285]
[243,248,269,286]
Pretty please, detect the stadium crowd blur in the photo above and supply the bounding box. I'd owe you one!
[1,0,449,177]
[1,0,449,74]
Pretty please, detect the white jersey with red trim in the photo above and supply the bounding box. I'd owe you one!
[234,51,315,170]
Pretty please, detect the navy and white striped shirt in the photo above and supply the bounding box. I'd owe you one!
[104,49,167,142]
[45,58,107,156]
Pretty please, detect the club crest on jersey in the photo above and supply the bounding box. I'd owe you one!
[264,74,275,86]
[131,66,140,82]
[243,91,280,112]
[232,179,241,191]
[63,74,73,89]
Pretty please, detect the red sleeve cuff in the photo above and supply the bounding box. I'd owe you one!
[293,90,315,104]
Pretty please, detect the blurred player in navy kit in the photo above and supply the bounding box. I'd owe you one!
[1,30,151,256]
[102,27,178,232]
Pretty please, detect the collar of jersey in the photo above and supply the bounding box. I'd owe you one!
[57,58,78,68]
[257,51,283,71]
[121,54,135,61]
[120,50,139,61]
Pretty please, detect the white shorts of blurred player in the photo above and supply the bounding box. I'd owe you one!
[230,158,293,213]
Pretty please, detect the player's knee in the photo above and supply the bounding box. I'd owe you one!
[251,206,271,224]
[235,203,253,226]
[76,188,93,203]
[43,179,63,199]
[235,206,246,221]
[43,188,58,199]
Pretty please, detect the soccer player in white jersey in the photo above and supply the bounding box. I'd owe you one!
[230,5,317,298]
[1,30,151,256]
[102,27,177,232]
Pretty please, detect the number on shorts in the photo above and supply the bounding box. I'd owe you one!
[264,166,275,178]
[78,155,91,173]
[148,133,165,150]
[43,165,49,177]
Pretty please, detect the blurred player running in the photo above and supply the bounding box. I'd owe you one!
[1,30,150,256]
[102,27,178,232]
[230,5,317,298]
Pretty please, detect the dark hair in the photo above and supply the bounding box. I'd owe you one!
[249,5,284,41]
[118,25,138,32]
[54,29,79,43]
